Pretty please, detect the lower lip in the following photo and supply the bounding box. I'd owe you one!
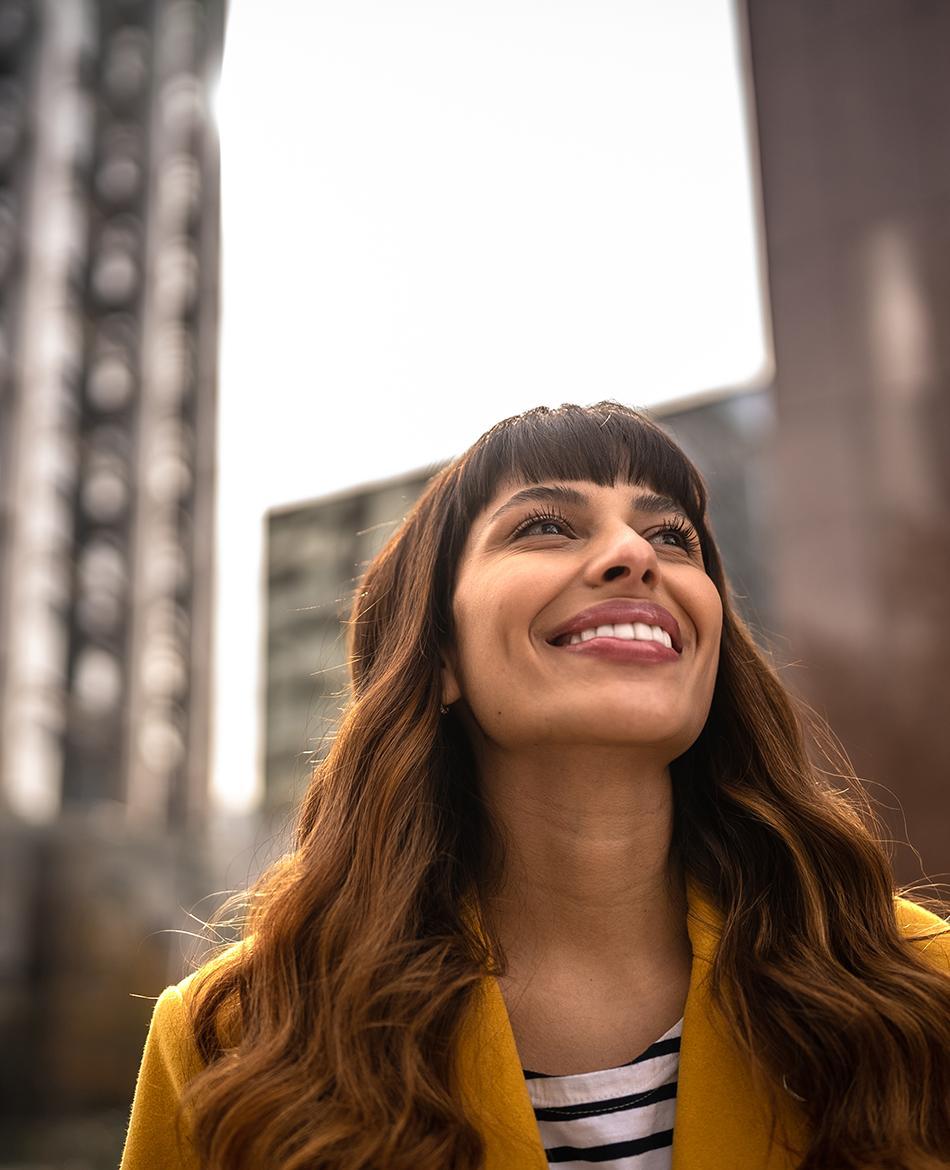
[552,637,681,663]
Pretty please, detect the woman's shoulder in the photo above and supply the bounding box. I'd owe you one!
[688,879,950,973]
[893,893,950,974]
[174,936,251,1002]
[120,941,251,1170]
[147,937,250,1056]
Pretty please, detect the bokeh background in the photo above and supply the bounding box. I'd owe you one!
[1,1,948,1165]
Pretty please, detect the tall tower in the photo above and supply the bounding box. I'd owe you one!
[0,0,225,1141]
[0,0,223,830]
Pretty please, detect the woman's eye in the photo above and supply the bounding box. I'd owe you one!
[513,513,573,539]
[653,523,700,554]
[512,513,699,552]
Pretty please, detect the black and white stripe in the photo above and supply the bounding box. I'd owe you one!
[523,1016,683,1169]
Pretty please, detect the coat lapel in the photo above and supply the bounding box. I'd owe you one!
[455,974,549,1169]
[456,877,808,1169]
[671,879,807,1170]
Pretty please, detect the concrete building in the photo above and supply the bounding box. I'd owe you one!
[746,0,950,885]
[264,466,438,808]
[0,2,224,1163]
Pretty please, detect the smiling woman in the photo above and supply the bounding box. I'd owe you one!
[121,403,950,1170]
[442,477,722,765]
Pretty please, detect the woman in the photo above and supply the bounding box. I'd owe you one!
[121,402,950,1170]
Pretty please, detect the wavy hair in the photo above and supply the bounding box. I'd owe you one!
[184,402,950,1170]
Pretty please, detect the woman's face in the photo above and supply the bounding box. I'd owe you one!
[441,478,723,760]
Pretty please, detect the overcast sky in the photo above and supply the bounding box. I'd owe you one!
[211,0,770,811]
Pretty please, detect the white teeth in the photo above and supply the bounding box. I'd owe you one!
[563,622,674,648]
[652,625,673,649]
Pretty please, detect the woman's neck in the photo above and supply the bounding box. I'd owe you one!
[475,746,692,1074]
[478,745,690,978]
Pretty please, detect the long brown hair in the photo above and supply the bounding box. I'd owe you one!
[185,402,950,1170]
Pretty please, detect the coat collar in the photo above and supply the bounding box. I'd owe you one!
[456,875,808,1170]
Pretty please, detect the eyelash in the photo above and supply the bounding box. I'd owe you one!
[512,509,701,555]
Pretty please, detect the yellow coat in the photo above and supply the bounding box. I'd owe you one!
[120,881,950,1170]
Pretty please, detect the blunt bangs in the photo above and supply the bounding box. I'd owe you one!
[448,401,708,537]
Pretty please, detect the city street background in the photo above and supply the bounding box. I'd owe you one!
[1,1,948,1165]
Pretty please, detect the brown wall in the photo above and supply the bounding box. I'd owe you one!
[747,1,950,884]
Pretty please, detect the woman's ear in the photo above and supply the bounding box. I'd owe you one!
[440,653,462,707]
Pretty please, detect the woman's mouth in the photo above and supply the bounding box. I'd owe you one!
[550,621,675,650]
[548,625,680,664]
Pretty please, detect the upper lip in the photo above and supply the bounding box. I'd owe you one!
[546,599,683,653]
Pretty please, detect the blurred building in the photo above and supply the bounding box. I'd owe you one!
[0,1,224,1164]
[746,1,950,884]
[263,392,775,809]
[264,467,436,808]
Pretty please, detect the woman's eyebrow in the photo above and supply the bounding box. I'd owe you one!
[487,484,691,525]
[487,484,588,525]
[631,489,691,522]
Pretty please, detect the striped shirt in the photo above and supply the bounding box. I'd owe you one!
[523,1016,683,1169]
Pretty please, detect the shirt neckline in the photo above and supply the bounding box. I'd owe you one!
[522,1013,685,1081]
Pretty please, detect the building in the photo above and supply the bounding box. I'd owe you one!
[264,466,437,809]
[0,2,224,1163]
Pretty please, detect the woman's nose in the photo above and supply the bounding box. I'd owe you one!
[582,523,659,586]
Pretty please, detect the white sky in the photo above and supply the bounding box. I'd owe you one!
[211,0,770,812]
